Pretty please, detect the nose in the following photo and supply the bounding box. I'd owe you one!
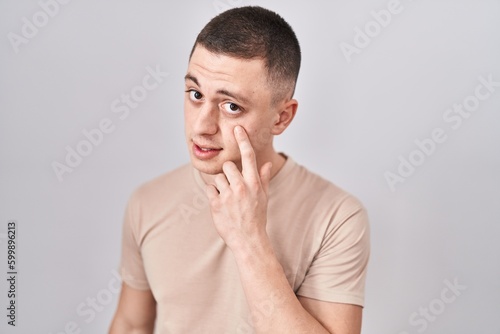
[192,101,219,136]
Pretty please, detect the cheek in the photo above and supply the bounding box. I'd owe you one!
[184,101,197,128]
[220,117,272,151]
[184,97,193,112]
[183,100,190,122]
[219,119,238,148]
[247,124,273,149]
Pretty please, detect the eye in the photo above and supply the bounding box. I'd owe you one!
[187,89,203,101]
[222,102,242,114]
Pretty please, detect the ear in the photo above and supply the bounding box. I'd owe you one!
[271,99,298,135]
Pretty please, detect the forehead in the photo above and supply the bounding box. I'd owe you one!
[187,46,269,93]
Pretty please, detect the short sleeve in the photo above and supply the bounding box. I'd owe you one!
[297,196,370,307]
[119,191,151,290]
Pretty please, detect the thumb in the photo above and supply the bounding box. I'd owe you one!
[259,162,273,195]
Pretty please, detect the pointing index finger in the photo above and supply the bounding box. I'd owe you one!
[234,125,259,182]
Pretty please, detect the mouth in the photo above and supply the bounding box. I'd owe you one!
[192,142,222,160]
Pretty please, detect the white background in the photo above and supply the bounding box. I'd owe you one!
[1,0,499,333]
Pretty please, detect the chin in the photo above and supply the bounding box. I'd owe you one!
[190,158,224,175]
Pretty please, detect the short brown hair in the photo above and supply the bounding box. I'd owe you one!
[190,6,301,104]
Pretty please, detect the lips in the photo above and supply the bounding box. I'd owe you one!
[199,147,217,151]
[193,140,222,150]
[192,141,222,160]
[196,144,220,151]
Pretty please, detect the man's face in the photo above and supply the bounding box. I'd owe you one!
[184,45,277,175]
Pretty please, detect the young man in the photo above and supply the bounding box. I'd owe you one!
[110,6,369,334]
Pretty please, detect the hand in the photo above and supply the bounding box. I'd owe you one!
[206,125,273,251]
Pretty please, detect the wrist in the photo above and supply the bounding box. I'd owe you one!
[229,229,274,263]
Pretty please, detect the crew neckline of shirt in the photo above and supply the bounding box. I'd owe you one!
[192,153,297,194]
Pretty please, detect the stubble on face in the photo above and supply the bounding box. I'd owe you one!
[184,46,277,176]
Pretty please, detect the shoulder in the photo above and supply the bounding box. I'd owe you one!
[281,158,365,215]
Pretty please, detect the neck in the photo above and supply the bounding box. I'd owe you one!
[268,151,287,179]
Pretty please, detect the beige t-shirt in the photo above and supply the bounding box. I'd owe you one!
[119,156,370,333]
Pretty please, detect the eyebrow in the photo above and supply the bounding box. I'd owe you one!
[184,73,251,105]
[184,73,199,86]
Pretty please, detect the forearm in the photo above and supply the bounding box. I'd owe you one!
[232,232,330,334]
